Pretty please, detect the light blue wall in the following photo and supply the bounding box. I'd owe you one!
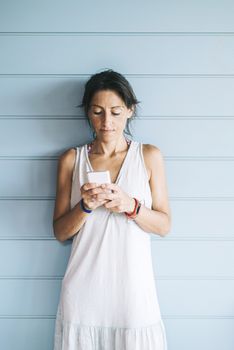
[0,1,234,349]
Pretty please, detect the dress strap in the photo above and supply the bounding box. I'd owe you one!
[72,147,80,182]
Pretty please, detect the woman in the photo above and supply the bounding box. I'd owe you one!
[53,69,171,349]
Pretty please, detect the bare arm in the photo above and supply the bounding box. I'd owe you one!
[53,148,90,242]
[53,148,109,242]
[133,145,172,237]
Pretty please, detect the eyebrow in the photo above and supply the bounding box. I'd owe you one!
[91,104,124,108]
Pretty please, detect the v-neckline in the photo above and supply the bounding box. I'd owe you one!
[85,139,134,185]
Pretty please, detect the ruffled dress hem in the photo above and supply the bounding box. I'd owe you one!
[54,308,168,350]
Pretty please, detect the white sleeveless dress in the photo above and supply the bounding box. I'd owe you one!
[53,138,168,350]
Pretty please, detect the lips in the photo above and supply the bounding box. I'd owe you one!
[101,129,114,132]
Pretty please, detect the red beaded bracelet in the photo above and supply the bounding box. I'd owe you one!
[124,198,141,220]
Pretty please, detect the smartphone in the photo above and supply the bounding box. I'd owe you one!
[86,170,112,194]
[87,170,111,185]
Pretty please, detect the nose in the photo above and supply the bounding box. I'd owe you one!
[101,111,113,126]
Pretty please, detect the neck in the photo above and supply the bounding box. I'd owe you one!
[88,136,131,156]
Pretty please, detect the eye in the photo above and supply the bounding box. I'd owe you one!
[112,110,121,115]
[94,112,102,115]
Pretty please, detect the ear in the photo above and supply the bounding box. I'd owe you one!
[127,106,134,119]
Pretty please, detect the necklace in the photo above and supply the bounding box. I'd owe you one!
[87,137,131,154]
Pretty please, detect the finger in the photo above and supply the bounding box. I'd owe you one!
[104,199,120,209]
[83,182,99,191]
[96,192,116,201]
[100,199,108,204]
[89,186,109,196]
[92,188,114,197]
[100,183,119,192]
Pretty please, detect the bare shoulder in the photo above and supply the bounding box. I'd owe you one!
[53,147,77,224]
[142,144,163,181]
[142,143,162,158]
[58,147,77,172]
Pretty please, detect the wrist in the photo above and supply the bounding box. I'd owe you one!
[83,199,91,210]
[124,197,142,220]
[80,198,92,213]
[126,197,136,214]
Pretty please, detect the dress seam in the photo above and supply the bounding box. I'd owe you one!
[61,319,164,330]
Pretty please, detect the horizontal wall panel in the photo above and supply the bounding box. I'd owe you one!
[168,200,234,237]
[0,318,233,350]
[0,240,71,277]
[151,241,234,277]
[165,318,234,350]
[1,35,234,74]
[0,0,234,32]
[1,77,234,117]
[0,160,57,197]
[156,280,234,316]
[1,119,234,156]
[134,119,234,156]
[1,200,233,239]
[0,241,71,276]
[0,319,55,350]
[0,280,61,315]
[0,159,234,197]
[166,160,234,197]
[0,119,92,156]
[0,200,55,238]
[0,240,233,277]
[0,77,84,116]
[0,279,233,316]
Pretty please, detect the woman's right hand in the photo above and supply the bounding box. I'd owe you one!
[80,182,109,210]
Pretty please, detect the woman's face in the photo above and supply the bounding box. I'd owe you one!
[87,89,133,140]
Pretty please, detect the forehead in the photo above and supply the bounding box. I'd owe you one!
[90,90,125,108]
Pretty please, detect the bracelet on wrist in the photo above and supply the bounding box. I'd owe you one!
[124,197,142,220]
[80,198,93,213]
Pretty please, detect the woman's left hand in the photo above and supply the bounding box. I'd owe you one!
[93,183,135,214]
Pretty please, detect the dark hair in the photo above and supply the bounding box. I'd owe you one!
[77,69,141,138]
